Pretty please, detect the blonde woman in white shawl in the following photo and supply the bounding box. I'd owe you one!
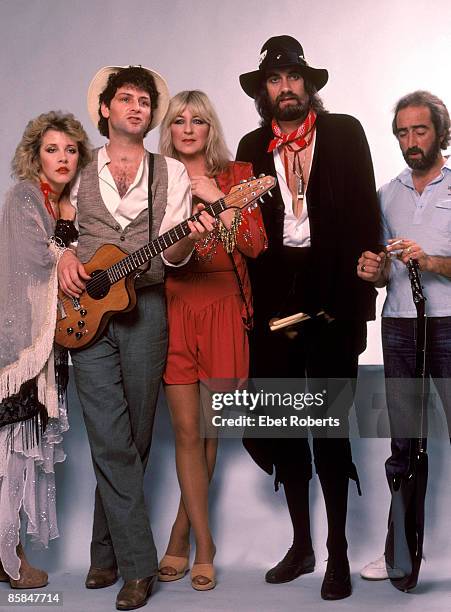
[0,111,90,588]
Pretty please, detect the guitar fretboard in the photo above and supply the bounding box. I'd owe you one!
[98,198,226,285]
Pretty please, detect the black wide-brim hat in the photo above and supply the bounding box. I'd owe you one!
[240,35,328,98]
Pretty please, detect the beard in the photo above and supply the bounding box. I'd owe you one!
[272,92,310,122]
[403,137,441,171]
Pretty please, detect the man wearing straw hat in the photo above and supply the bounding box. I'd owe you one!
[237,36,380,600]
[57,65,212,610]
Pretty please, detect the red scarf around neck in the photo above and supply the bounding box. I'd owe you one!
[267,109,317,153]
[40,182,58,220]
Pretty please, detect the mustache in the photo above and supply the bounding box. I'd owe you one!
[406,146,424,156]
[276,93,302,104]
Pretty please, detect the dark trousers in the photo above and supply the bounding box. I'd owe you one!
[71,285,167,581]
[383,316,451,477]
[249,315,366,558]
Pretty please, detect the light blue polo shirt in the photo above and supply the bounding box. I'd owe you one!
[380,157,451,317]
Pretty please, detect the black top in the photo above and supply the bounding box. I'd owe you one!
[54,218,79,247]
[236,113,381,323]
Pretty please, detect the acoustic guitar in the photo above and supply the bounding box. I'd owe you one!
[55,175,275,350]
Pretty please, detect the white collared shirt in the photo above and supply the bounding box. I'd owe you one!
[273,131,316,247]
[71,145,192,266]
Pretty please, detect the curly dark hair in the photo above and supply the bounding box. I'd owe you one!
[254,75,327,126]
[97,66,159,138]
[392,90,450,150]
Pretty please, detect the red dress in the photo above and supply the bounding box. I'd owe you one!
[163,162,267,385]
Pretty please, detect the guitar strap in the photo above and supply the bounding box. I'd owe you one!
[213,174,252,330]
[137,152,154,277]
[228,251,252,330]
[147,152,154,241]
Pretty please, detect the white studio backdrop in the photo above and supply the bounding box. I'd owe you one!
[1,5,451,611]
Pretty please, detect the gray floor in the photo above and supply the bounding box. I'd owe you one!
[1,565,451,612]
[9,366,451,612]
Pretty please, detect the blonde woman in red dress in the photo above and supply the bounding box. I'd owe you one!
[158,91,267,590]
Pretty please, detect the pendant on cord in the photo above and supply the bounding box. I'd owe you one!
[295,170,304,200]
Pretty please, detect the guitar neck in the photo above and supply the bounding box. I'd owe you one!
[104,198,227,284]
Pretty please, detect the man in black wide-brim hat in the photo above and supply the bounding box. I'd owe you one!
[237,35,381,600]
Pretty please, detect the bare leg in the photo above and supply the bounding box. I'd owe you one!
[161,384,217,582]
[199,382,219,481]
[163,434,217,558]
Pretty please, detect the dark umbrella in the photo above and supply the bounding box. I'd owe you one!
[384,259,428,591]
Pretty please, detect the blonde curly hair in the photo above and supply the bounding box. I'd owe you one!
[11,111,91,181]
[159,90,230,176]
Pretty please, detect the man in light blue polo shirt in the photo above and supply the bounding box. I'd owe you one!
[357,90,451,582]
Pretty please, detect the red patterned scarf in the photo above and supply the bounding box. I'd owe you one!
[267,110,317,153]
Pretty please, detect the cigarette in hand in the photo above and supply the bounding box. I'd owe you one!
[385,239,404,257]
[385,239,403,249]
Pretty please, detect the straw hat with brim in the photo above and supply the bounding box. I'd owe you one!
[87,65,170,131]
[239,35,328,99]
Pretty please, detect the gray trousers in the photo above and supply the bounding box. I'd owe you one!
[71,285,167,581]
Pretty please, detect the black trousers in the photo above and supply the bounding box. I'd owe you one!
[248,315,365,485]
[246,311,366,558]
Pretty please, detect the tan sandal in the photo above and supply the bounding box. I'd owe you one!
[158,554,190,582]
[190,563,216,591]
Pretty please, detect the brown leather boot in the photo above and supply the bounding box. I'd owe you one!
[85,566,118,589]
[116,576,156,610]
[0,559,9,582]
[9,543,48,589]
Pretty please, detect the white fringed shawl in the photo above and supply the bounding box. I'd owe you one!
[0,180,68,581]
[0,180,61,418]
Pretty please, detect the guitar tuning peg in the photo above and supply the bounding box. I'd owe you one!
[250,176,256,180]
[268,190,273,197]
[259,196,264,203]
[240,179,247,184]
[258,173,265,177]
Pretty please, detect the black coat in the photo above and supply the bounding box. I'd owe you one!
[236,113,381,324]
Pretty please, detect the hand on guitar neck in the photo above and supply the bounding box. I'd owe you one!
[163,204,215,265]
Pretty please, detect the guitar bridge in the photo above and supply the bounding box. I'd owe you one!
[71,297,81,311]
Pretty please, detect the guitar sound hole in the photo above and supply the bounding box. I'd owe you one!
[86,269,111,300]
